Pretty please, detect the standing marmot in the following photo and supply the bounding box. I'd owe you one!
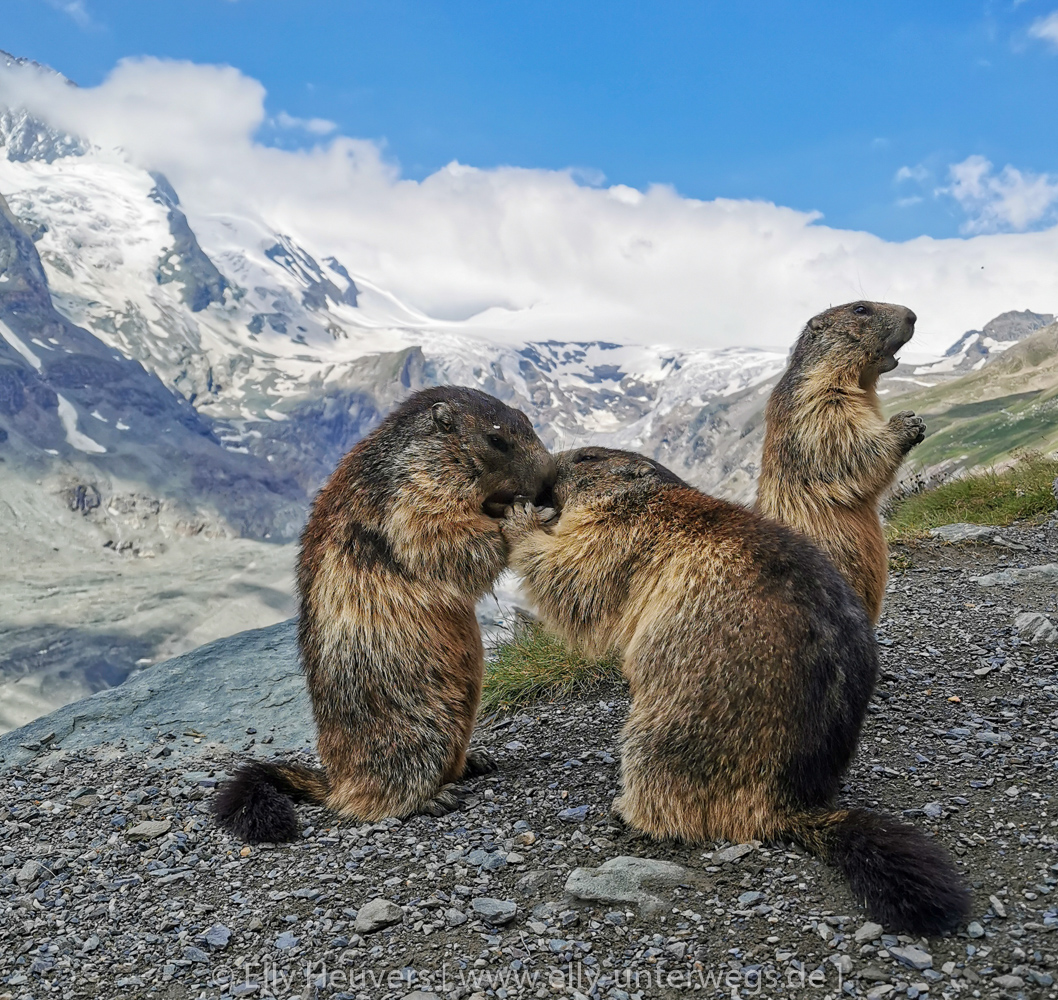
[215,386,555,842]
[504,447,968,934]
[756,301,925,622]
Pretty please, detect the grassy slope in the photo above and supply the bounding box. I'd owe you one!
[885,455,1058,540]
[885,322,1058,471]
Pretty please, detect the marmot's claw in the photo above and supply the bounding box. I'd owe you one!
[500,500,543,541]
[421,784,463,817]
[890,410,926,451]
[535,505,558,525]
[462,747,498,778]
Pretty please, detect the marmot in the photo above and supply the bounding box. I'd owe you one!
[503,447,968,934]
[756,301,925,622]
[215,386,555,842]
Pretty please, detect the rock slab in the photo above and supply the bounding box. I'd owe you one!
[0,619,311,770]
[972,563,1058,587]
[1015,611,1058,644]
[354,898,404,934]
[565,856,691,915]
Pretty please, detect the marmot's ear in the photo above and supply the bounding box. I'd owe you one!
[632,462,655,478]
[807,315,826,333]
[431,401,455,430]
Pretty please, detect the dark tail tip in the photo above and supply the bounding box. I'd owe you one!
[827,809,971,935]
[213,761,300,843]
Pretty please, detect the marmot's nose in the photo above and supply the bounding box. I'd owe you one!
[904,309,917,326]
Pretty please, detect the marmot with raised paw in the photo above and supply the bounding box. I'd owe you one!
[757,300,924,622]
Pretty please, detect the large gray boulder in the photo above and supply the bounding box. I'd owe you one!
[0,619,313,769]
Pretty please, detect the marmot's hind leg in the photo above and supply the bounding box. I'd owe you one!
[418,783,464,816]
[460,746,497,779]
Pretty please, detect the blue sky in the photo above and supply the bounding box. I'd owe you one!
[6,0,1057,241]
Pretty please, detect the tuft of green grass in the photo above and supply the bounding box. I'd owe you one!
[885,454,1058,541]
[482,621,622,713]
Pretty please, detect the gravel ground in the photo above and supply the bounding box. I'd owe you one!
[5,521,1058,999]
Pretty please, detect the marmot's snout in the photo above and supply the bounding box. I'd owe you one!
[481,445,557,518]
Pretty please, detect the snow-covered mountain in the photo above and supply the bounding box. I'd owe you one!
[0,69,788,519]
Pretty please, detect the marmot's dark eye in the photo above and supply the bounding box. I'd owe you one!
[573,451,600,464]
[488,434,509,453]
[853,304,869,316]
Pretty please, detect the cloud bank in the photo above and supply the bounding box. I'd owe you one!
[0,56,1056,356]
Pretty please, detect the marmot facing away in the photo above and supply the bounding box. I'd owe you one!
[215,386,555,842]
[756,301,925,622]
[504,448,968,934]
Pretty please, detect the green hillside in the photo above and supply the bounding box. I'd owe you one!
[886,322,1058,472]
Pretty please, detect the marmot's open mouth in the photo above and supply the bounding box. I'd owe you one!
[483,491,517,519]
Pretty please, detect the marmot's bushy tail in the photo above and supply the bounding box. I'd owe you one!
[783,808,970,935]
[214,761,329,843]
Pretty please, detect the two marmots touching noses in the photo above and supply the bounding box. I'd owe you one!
[216,301,970,935]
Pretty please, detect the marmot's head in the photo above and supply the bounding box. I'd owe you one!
[791,301,916,388]
[386,386,555,518]
[553,447,686,509]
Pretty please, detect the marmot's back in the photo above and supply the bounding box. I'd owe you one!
[505,446,968,934]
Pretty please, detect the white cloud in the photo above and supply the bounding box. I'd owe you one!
[895,164,930,185]
[1029,11,1058,48]
[274,111,337,135]
[942,155,1058,233]
[45,0,94,29]
[0,56,1056,358]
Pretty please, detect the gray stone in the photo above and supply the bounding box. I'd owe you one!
[274,931,298,949]
[354,897,403,934]
[830,954,854,975]
[558,804,590,822]
[470,897,518,925]
[854,921,884,943]
[1015,611,1058,644]
[204,924,231,948]
[993,975,1024,989]
[929,523,997,543]
[712,843,754,864]
[989,894,1007,918]
[445,907,467,927]
[126,819,171,841]
[972,563,1058,587]
[888,945,932,971]
[967,921,985,938]
[515,870,552,894]
[15,859,42,886]
[737,891,764,906]
[183,945,209,963]
[565,856,691,915]
[922,801,944,819]
[402,993,440,1000]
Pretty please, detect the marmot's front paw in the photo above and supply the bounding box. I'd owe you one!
[890,410,926,452]
[500,500,552,543]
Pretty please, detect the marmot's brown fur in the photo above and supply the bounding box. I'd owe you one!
[504,447,968,934]
[756,301,924,622]
[215,386,554,842]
